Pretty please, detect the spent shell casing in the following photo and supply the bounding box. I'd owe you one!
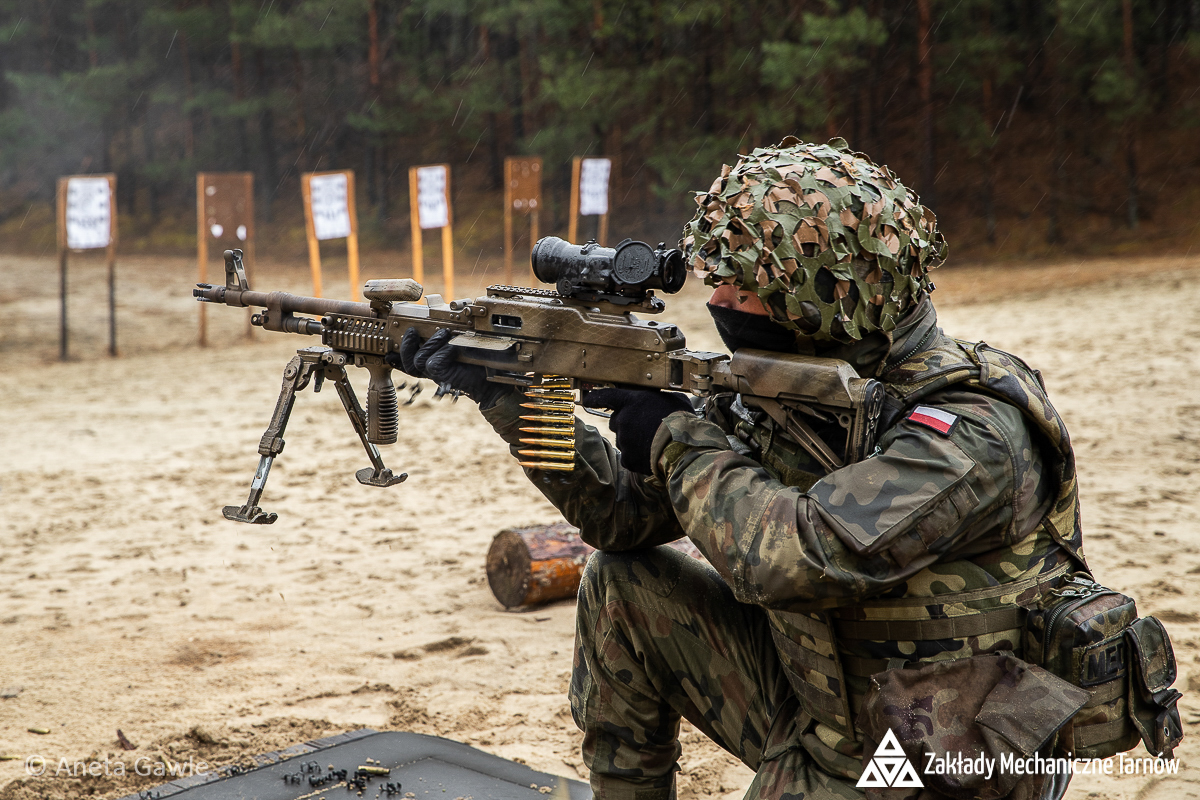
[359,766,391,776]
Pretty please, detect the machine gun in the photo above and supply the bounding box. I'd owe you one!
[194,240,886,524]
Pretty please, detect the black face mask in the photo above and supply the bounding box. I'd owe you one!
[707,303,798,354]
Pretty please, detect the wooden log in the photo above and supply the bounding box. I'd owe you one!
[485,522,705,610]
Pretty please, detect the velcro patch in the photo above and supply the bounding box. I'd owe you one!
[906,405,959,436]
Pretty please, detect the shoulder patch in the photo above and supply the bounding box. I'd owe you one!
[906,405,959,436]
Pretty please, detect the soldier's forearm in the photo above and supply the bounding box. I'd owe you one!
[482,393,685,551]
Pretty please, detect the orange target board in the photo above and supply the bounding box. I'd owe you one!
[197,173,255,346]
[504,157,542,284]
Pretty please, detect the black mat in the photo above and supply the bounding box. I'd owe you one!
[117,729,591,800]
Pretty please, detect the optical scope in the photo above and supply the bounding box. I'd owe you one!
[530,237,686,304]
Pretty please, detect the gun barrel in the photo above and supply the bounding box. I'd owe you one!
[194,284,377,319]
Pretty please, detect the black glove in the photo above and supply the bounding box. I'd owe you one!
[385,328,512,409]
[581,387,694,474]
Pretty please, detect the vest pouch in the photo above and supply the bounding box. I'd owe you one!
[857,651,1087,800]
[1125,616,1184,758]
[1025,573,1181,759]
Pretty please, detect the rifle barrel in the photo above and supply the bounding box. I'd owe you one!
[195,285,376,319]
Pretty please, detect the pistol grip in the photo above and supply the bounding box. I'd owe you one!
[365,363,399,445]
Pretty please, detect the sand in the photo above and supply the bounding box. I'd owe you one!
[1,249,1199,800]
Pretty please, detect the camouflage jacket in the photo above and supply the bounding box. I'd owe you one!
[481,302,1084,775]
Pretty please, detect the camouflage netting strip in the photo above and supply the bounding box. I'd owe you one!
[680,137,947,343]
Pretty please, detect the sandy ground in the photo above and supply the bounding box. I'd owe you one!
[2,249,1200,800]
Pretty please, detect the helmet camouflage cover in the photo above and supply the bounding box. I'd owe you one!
[680,137,947,343]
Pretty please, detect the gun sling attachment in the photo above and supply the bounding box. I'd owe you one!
[195,245,884,523]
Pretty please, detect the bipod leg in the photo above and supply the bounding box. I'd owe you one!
[223,353,317,523]
[328,365,408,488]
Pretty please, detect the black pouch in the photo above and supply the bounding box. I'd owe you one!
[1024,572,1183,759]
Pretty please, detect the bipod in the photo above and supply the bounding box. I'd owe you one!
[223,346,407,524]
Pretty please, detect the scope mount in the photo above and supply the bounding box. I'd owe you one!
[485,283,666,314]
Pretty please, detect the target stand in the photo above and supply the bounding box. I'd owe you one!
[117,729,591,800]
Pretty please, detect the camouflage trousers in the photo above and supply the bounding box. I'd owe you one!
[570,545,864,800]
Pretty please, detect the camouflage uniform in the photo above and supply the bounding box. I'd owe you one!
[482,296,1085,800]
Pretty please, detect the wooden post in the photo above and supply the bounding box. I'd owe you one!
[199,172,256,343]
[568,156,581,245]
[486,523,705,609]
[106,173,117,357]
[245,239,256,337]
[56,178,67,361]
[301,174,323,298]
[411,164,453,298]
[408,166,424,285]
[530,207,539,287]
[196,175,208,347]
[57,173,117,360]
[303,170,358,300]
[345,170,361,301]
[504,167,514,285]
[441,191,455,301]
[242,171,255,337]
[574,157,611,245]
[505,156,543,287]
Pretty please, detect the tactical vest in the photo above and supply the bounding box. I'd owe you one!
[762,336,1087,747]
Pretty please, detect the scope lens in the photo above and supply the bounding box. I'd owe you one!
[660,249,686,293]
[530,236,569,284]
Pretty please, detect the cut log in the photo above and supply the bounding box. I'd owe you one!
[485,522,705,610]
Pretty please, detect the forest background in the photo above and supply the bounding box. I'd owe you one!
[1,0,1198,266]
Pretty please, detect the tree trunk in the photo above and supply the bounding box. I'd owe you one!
[293,50,307,140]
[916,0,936,206]
[180,30,196,160]
[1122,0,1138,229]
[231,39,249,171]
[982,75,997,245]
[981,4,997,245]
[518,32,537,139]
[1045,4,1066,245]
[367,0,381,212]
[256,50,278,222]
[85,5,99,68]
[479,25,503,191]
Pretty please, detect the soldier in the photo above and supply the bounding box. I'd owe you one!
[394,139,1090,800]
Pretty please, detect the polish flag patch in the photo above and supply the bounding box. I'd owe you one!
[906,405,959,436]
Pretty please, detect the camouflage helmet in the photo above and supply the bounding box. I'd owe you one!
[680,137,947,344]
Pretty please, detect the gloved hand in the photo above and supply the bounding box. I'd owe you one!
[385,328,512,409]
[581,387,694,474]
